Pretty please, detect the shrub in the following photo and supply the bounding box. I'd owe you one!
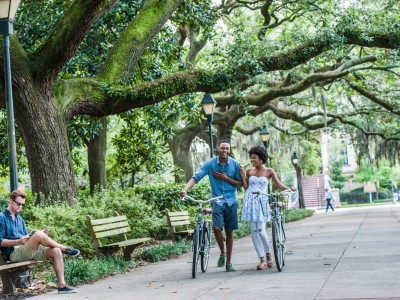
[133,180,211,213]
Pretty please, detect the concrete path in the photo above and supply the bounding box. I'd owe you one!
[33,204,400,300]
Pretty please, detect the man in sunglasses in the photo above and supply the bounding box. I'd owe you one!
[0,189,80,294]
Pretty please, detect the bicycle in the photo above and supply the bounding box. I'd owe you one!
[252,189,295,272]
[182,195,223,278]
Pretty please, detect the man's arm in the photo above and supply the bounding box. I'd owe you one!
[213,171,243,188]
[0,217,29,247]
[0,237,29,247]
[180,178,196,197]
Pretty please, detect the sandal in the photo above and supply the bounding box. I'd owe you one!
[266,253,273,268]
[257,259,268,270]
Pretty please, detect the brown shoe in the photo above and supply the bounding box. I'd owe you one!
[257,259,268,270]
[266,253,273,268]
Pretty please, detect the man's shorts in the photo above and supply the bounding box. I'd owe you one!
[10,243,48,262]
[212,202,238,231]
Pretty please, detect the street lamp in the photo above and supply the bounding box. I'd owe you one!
[259,125,271,193]
[0,0,21,191]
[201,93,216,158]
[291,152,304,208]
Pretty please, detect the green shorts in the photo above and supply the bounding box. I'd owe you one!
[10,244,48,262]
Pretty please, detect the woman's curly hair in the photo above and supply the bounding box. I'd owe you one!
[249,145,267,163]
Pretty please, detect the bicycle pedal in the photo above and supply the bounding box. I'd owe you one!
[285,250,294,255]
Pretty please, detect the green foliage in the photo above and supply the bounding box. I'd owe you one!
[134,240,191,262]
[133,180,211,212]
[23,189,165,257]
[285,208,314,222]
[329,160,346,190]
[353,162,398,189]
[46,256,134,286]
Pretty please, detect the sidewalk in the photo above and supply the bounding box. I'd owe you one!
[32,204,400,299]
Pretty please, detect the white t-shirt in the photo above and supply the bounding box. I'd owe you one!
[325,190,332,200]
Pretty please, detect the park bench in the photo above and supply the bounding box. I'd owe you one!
[165,209,194,241]
[87,212,152,260]
[0,249,37,294]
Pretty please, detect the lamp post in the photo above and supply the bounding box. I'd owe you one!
[291,151,304,208]
[201,93,216,158]
[259,125,271,193]
[0,0,21,191]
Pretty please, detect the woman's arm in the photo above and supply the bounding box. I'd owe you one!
[269,168,294,191]
[240,166,249,190]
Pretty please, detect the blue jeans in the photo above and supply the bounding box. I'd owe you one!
[326,199,334,212]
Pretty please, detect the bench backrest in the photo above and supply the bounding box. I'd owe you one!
[87,213,131,248]
[165,209,191,234]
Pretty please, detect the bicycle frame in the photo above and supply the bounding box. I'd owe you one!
[252,190,294,272]
[182,195,222,278]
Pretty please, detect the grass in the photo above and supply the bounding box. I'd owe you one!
[44,256,135,286]
[340,200,396,208]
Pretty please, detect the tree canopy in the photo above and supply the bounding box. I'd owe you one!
[0,0,399,203]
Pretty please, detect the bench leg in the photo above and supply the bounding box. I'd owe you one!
[0,270,21,294]
[123,244,144,261]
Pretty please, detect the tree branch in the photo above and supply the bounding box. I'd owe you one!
[32,0,116,84]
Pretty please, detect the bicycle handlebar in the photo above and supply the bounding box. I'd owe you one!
[182,195,224,204]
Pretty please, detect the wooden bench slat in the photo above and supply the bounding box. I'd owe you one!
[176,229,194,234]
[102,238,152,248]
[0,260,37,271]
[92,220,130,232]
[90,215,127,226]
[170,220,191,227]
[167,211,190,217]
[169,215,190,222]
[95,227,130,239]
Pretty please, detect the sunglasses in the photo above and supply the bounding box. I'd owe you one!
[13,199,25,207]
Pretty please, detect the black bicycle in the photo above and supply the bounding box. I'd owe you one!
[252,190,295,272]
[182,195,222,278]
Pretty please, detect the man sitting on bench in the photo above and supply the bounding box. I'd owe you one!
[0,188,80,294]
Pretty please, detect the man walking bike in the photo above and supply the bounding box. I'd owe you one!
[180,140,243,272]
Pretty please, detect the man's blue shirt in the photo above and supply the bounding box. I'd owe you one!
[192,156,242,206]
[0,208,28,260]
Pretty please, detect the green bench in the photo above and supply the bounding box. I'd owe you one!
[87,212,152,260]
[165,209,194,241]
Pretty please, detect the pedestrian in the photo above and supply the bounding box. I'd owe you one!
[0,188,80,294]
[240,145,295,270]
[180,140,243,272]
[325,188,335,212]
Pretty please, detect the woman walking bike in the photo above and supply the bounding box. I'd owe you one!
[240,145,295,271]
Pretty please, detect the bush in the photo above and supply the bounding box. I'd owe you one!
[134,240,191,262]
[340,190,390,204]
[133,180,212,212]
[25,189,165,257]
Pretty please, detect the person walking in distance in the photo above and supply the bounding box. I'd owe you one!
[0,188,80,294]
[325,188,335,212]
[180,140,243,272]
[240,145,295,270]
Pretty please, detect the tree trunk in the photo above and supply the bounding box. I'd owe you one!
[15,90,76,205]
[168,126,201,183]
[296,165,306,208]
[88,117,108,194]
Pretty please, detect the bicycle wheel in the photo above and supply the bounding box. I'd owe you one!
[281,218,286,266]
[192,223,201,278]
[201,221,211,272]
[272,218,284,272]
